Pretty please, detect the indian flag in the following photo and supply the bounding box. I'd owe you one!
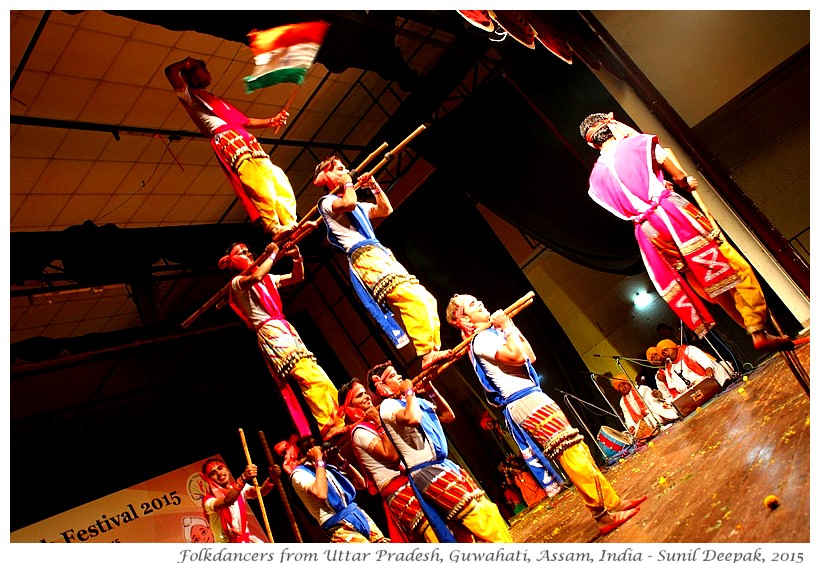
[243,21,330,93]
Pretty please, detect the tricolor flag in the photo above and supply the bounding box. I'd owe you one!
[243,21,330,93]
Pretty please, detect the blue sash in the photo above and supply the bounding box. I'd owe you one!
[318,196,409,348]
[468,330,564,490]
[382,397,457,543]
[294,464,371,538]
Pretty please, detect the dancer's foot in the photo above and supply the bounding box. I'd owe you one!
[269,222,298,242]
[618,495,648,512]
[320,423,350,444]
[598,508,640,535]
[421,349,452,370]
[751,331,794,353]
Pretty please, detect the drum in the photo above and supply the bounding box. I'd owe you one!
[597,425,632,457]
[634,418,657,441]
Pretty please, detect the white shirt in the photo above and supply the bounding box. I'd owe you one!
[230,274,282,328]
[291,466,348,526]
[352,425,402,491]
[319,197,376,252]
[379,397,436,469]
[203,484,262,542]
[472,330,537,398]
[670,345,731,387]
[176,86,230,135]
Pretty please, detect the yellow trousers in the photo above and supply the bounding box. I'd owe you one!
[685,239,768,333]
[328,514,388,543]
[289,357,343,434]
[556,441,621,518]
[236,157,298,233]
[351,246,441,356]
[257,321,342,434]
[455,496,514,543]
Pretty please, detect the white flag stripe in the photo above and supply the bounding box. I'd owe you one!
[248,43,321,79]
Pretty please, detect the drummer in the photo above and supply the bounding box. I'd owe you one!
[446,293,647,535]
[609,373,677,440]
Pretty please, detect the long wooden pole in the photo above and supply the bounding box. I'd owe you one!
[239,428,275,543]
[400,291,535,394]
[258,430,304,542]
[293,124,426,228]
[182,125,425,329]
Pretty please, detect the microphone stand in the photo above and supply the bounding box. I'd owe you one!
[557,388,626,464]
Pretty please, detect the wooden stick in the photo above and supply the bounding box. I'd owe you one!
[402,291,536,393]
[182,125,423,328]
[258,431,303,542]
[274,85,300,135]
[294,124,424,228]
[354,141,390,175]
[239,428,275,543]
[689,188,808,395]
[767,312,809,395]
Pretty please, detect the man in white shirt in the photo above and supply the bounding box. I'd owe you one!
[368,361,512,543]
[656,339,731,405]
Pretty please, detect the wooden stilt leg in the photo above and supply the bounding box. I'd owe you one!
[768,313,809,396]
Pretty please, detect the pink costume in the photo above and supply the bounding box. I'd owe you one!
[200,463,261,543]
[588,133,741,337]
[228,271,340,438]
[175,86,297,233]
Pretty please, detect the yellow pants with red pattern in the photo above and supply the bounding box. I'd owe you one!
[519,396,621,519]
[416,464,512,543]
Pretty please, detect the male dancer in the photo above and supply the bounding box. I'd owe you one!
[313,156,449,369]
[368,361,513,542]
[219,241,344,440]
[579,112,791,353]
[275,439,390,543]
[200,458,276,543]
[166,56,297,239]
[447,294,646,535]
[337,379,438,542]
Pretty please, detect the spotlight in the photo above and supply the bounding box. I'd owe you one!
[633,291,652,309]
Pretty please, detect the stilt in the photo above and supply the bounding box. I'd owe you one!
[769,312,809,396]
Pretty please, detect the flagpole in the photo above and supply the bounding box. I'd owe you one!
[275,85,300,135]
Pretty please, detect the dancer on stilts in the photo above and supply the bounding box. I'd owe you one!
[579,112,793,354]
[165,56,299,240]
[313,156,451,369]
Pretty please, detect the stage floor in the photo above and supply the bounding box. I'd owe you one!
[509,341,810,543]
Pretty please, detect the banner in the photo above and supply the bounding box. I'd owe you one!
[11,455,267,543]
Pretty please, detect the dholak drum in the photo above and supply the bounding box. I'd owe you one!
[597,425,632,457]
[634,418,657,441]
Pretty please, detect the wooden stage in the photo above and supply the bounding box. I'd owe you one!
[509,341,810,543]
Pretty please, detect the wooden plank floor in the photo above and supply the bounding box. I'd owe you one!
[509,340,810,543]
